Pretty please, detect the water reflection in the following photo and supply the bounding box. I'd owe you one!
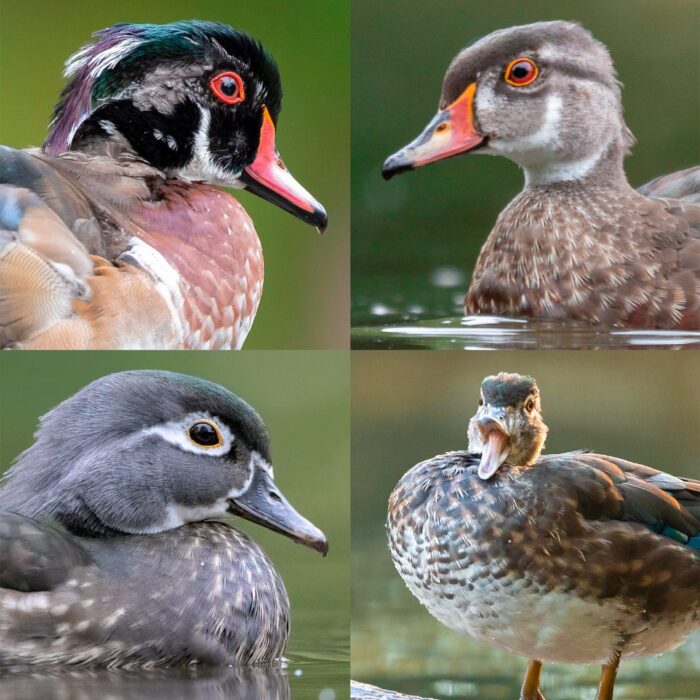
[352,316,700,350]
[352,270,700,349]
[0,664,290,700]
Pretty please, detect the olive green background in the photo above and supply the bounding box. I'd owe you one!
[351,0,700,323]
[0,351,349,698]
[352,352,700,699]
[0,0,349,349]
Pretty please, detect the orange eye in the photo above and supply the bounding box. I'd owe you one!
[504,58,539,87]
[210,71,245,105]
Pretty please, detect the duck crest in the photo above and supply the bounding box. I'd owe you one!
[44,25,146,155]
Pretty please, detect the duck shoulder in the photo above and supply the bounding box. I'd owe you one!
[0,512,94,592]
[537,453,700,545]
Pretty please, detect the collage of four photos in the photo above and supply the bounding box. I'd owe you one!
[0,1,698,699]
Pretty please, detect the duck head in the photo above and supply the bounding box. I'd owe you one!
[43,21,327,230]
[0,370,328,555]
[467,372,548,479]
[383,21,633,186]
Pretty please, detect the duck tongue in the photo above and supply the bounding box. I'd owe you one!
[478,430,509,480]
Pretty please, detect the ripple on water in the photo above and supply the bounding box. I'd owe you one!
[352,316,700,350]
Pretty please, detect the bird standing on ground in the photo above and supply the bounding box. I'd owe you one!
[388,372,700,700]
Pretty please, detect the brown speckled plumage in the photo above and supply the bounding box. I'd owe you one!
[387,372,700,699]
[383,21,700,329]
[466,172,700,328]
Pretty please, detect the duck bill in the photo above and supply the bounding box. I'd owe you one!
[477,412,510,480]
[382,83,483,180]
[241,107,328,232]
[227,466,328,556]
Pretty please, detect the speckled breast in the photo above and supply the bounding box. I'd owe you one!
[387,451,700,663]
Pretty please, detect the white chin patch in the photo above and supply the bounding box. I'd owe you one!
[177,105,242,188]
[141,412,234,457]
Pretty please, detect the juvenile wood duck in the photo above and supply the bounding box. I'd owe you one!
[387,372,700,700]
[0,370,328,668]
[0,21,327,349]
[383,21,700,329]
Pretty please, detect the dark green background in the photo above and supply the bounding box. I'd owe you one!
[0,351,350,698]
[0,0,349,349]
[351,0,700,322]
[352,351,700,698]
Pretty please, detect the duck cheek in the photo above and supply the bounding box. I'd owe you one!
[207,108,257,177]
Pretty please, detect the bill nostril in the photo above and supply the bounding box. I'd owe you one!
[269,491,281,502]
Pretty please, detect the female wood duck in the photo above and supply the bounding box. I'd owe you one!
[383,21,700,329]
[0,21,327,349]
[0,370,328,668]
[388,372,700,700]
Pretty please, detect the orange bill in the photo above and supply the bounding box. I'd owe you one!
[382,83,484,180]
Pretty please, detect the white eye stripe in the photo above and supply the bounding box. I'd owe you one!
[142,412,234,456]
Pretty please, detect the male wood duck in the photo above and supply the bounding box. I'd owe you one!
[0,21,327,349]
[383,21,700,329]
[387,372,700,700]
[0,370,328,668]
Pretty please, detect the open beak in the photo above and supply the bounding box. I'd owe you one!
[476,410,511,480]
[382,83,484,180]
[240,107,328,233]
[227,465,328,556]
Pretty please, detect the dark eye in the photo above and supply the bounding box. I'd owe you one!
[504,58,539,87]
[478,398,484,406]
[210,71,245,105]
[525,398,536,412]
[188,420,223,448]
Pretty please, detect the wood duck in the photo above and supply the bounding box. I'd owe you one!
[0,370,328,668]
[383,21,700,329]
[387,372,700,700]
[0,21,327,349]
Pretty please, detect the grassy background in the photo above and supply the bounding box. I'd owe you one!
[0,351,350,697]
[351,0,700,319]
[0,0,349,349]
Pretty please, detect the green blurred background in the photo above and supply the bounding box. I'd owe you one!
[0,351,349,699]
[0,0,349,349]
[352,352,700,699]
[351,0,700,324]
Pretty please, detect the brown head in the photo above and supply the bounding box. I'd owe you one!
[467,372,548,479]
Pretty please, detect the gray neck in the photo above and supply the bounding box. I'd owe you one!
[523,136,630,190]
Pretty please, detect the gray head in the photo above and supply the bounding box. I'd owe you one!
[467,372,548,479]
[0,370,327,554]
[383,21,634,186]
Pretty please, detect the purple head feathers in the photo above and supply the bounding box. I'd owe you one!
[43,25,146,155]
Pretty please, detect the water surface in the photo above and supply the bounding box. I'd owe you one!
[352,542,700,700]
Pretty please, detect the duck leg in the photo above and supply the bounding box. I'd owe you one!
[520,659,545,700]
[595,648,622,700]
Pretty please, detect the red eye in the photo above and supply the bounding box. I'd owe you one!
[504,58,539,87]
[210,71,245,105]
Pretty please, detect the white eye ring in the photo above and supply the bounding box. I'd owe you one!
[187,420,223,448]
[142,413,234,456]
